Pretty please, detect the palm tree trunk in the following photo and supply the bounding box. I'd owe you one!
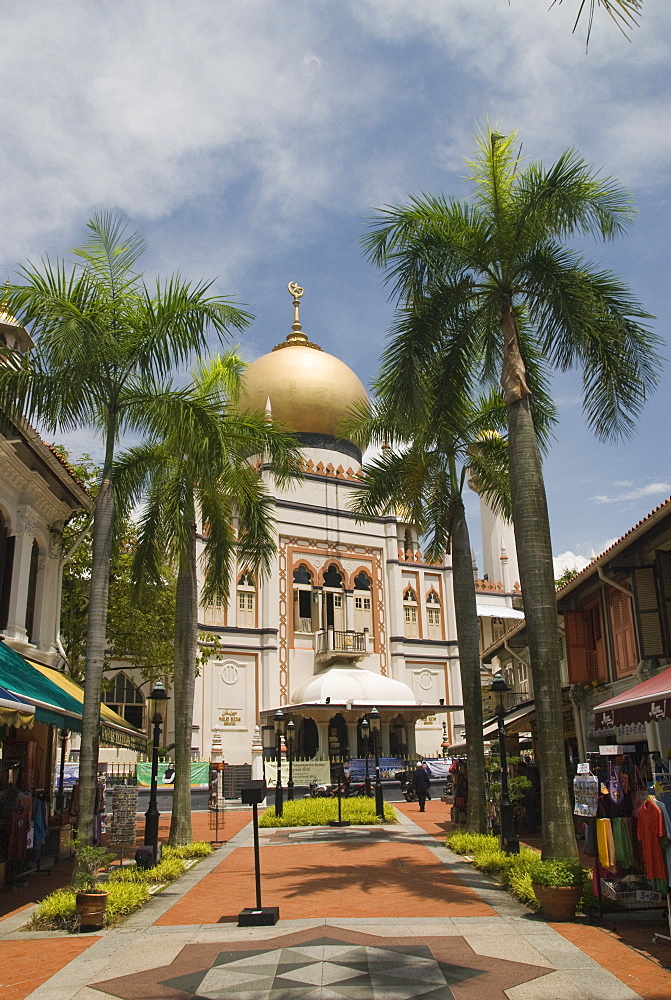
[506,395,578,860]
[169,519,198,846]
[77,417,116,849]
[450,497,487,832]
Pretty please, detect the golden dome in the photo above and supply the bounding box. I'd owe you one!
[239,283,368,440]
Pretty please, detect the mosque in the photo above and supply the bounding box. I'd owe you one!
[186,284,524,767]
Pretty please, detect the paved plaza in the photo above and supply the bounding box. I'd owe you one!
[1,803,671,999]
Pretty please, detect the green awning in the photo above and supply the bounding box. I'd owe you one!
[0,640,83,730]
[0,641,146,751]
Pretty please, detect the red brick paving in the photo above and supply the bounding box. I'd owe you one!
[156,827,495,924]
[0,938,99,1000]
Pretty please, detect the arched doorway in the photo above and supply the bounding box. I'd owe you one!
[328,713,348,760]
[297,717,319,758]
[389,716,409,758]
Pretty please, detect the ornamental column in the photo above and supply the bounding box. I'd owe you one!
[3,506,37,646]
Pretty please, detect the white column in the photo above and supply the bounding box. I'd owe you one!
[380,722,391,757]
[4,507,37,645]
[347,721,359,759]
[317,721,329,758]
[407,723,417,759]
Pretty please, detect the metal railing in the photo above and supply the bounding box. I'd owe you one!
[316,629,366,654]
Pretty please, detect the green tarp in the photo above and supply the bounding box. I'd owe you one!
[0,640,83,730]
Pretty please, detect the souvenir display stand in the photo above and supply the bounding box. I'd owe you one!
[110,785,138,865]
[574,748,671,938]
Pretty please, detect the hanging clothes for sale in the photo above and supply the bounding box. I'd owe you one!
[611,817,634,868]
[596,818,617,871]
[636,796,668,890]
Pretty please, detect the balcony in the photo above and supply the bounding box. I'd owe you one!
[315,629,367,665]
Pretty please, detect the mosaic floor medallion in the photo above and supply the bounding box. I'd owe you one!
[91,928,552,1000]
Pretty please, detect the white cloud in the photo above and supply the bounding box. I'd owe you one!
[591,482,671,504]
[553,551,592,577]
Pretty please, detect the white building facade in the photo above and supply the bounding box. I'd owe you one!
[189,286,523,765]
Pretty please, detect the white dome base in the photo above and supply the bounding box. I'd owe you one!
[291,660,417,707]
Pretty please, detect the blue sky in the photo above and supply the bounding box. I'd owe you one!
[1,0,669,576]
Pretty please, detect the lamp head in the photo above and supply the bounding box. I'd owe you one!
[489,672,510,713]
[148,680,169,724]
[287,719,295,742]
[361,717,370,737]
[369,706,381,733]
[274,709,286,736]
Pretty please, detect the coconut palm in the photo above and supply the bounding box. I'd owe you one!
[114,354,302,843]
[349,383,522,834]
[362,128,660,859]
[0,213,251,848]
[554,0,643,43]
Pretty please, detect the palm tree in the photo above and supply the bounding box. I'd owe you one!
[554,0,643,43]
[362,128,660,859]
[0,213,251,849]
[349,385,520,834]
[114,355,302,843]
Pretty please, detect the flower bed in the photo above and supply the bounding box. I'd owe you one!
[259,798,397,827]
[28,841,213,931]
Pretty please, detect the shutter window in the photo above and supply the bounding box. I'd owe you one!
[563,609,589,683]
[631,566,665,658]
[655,550,671,655]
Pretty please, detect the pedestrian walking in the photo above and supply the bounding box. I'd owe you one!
[411,762,432,812]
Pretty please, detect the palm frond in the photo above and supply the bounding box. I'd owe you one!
[552,0,642,45]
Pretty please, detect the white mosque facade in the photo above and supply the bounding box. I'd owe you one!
[184,285,525,766]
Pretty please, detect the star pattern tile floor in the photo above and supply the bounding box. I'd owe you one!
[91,929,554,1000]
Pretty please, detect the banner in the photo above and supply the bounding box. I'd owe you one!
[347,757,404,781]
[53,763,80,789]
[135,761,209,787]
[264,759,331,789]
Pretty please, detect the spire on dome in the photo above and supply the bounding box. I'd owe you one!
[272,281,322,351]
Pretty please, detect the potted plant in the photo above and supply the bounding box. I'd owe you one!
[71,840,116,930]
[530,858,585,921]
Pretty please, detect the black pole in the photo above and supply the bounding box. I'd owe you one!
[144,714,162,859]
[337,780,343,823]
[364,736,371,796]
[252,801,262,910]
[287,736,294,802]
[275,732,284,818]
[56,729,68,815]
[374,731,384,819]
[497,704,519,854]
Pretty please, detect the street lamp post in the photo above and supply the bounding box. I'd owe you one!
[144,681,170,861]
[369,706,384,820]
[274,710,285,818]
[361,717,372,796]
[441,721,450,758]
[56,728,70,816]
[287,720,295,801]
[490,673,519,855]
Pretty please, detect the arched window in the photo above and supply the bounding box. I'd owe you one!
[236,572,256,628]
[0,514,15,631]
[322,564,344,631]
[403,586,419,638]
[102,672,145,729]
[202,596,226,627]
[293,565,316,633]
[426,590,442,640]
[353,571,373,634]
[25,540,40,643]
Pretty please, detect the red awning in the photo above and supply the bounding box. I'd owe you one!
[593,666,671,729]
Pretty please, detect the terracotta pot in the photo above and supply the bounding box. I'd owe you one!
[532,883,582,921]
[75,890,109,929]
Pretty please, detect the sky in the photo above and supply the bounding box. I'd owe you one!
[1,0,669,579]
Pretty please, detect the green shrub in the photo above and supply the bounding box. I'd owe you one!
[163,841,212,859]
[508,870,541,909]
[528,858,585,887]
[105,881,149,923]
[29,888,77,930]
[108,857,185,885]
[445,832,498,855]
[259,798,397,827]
